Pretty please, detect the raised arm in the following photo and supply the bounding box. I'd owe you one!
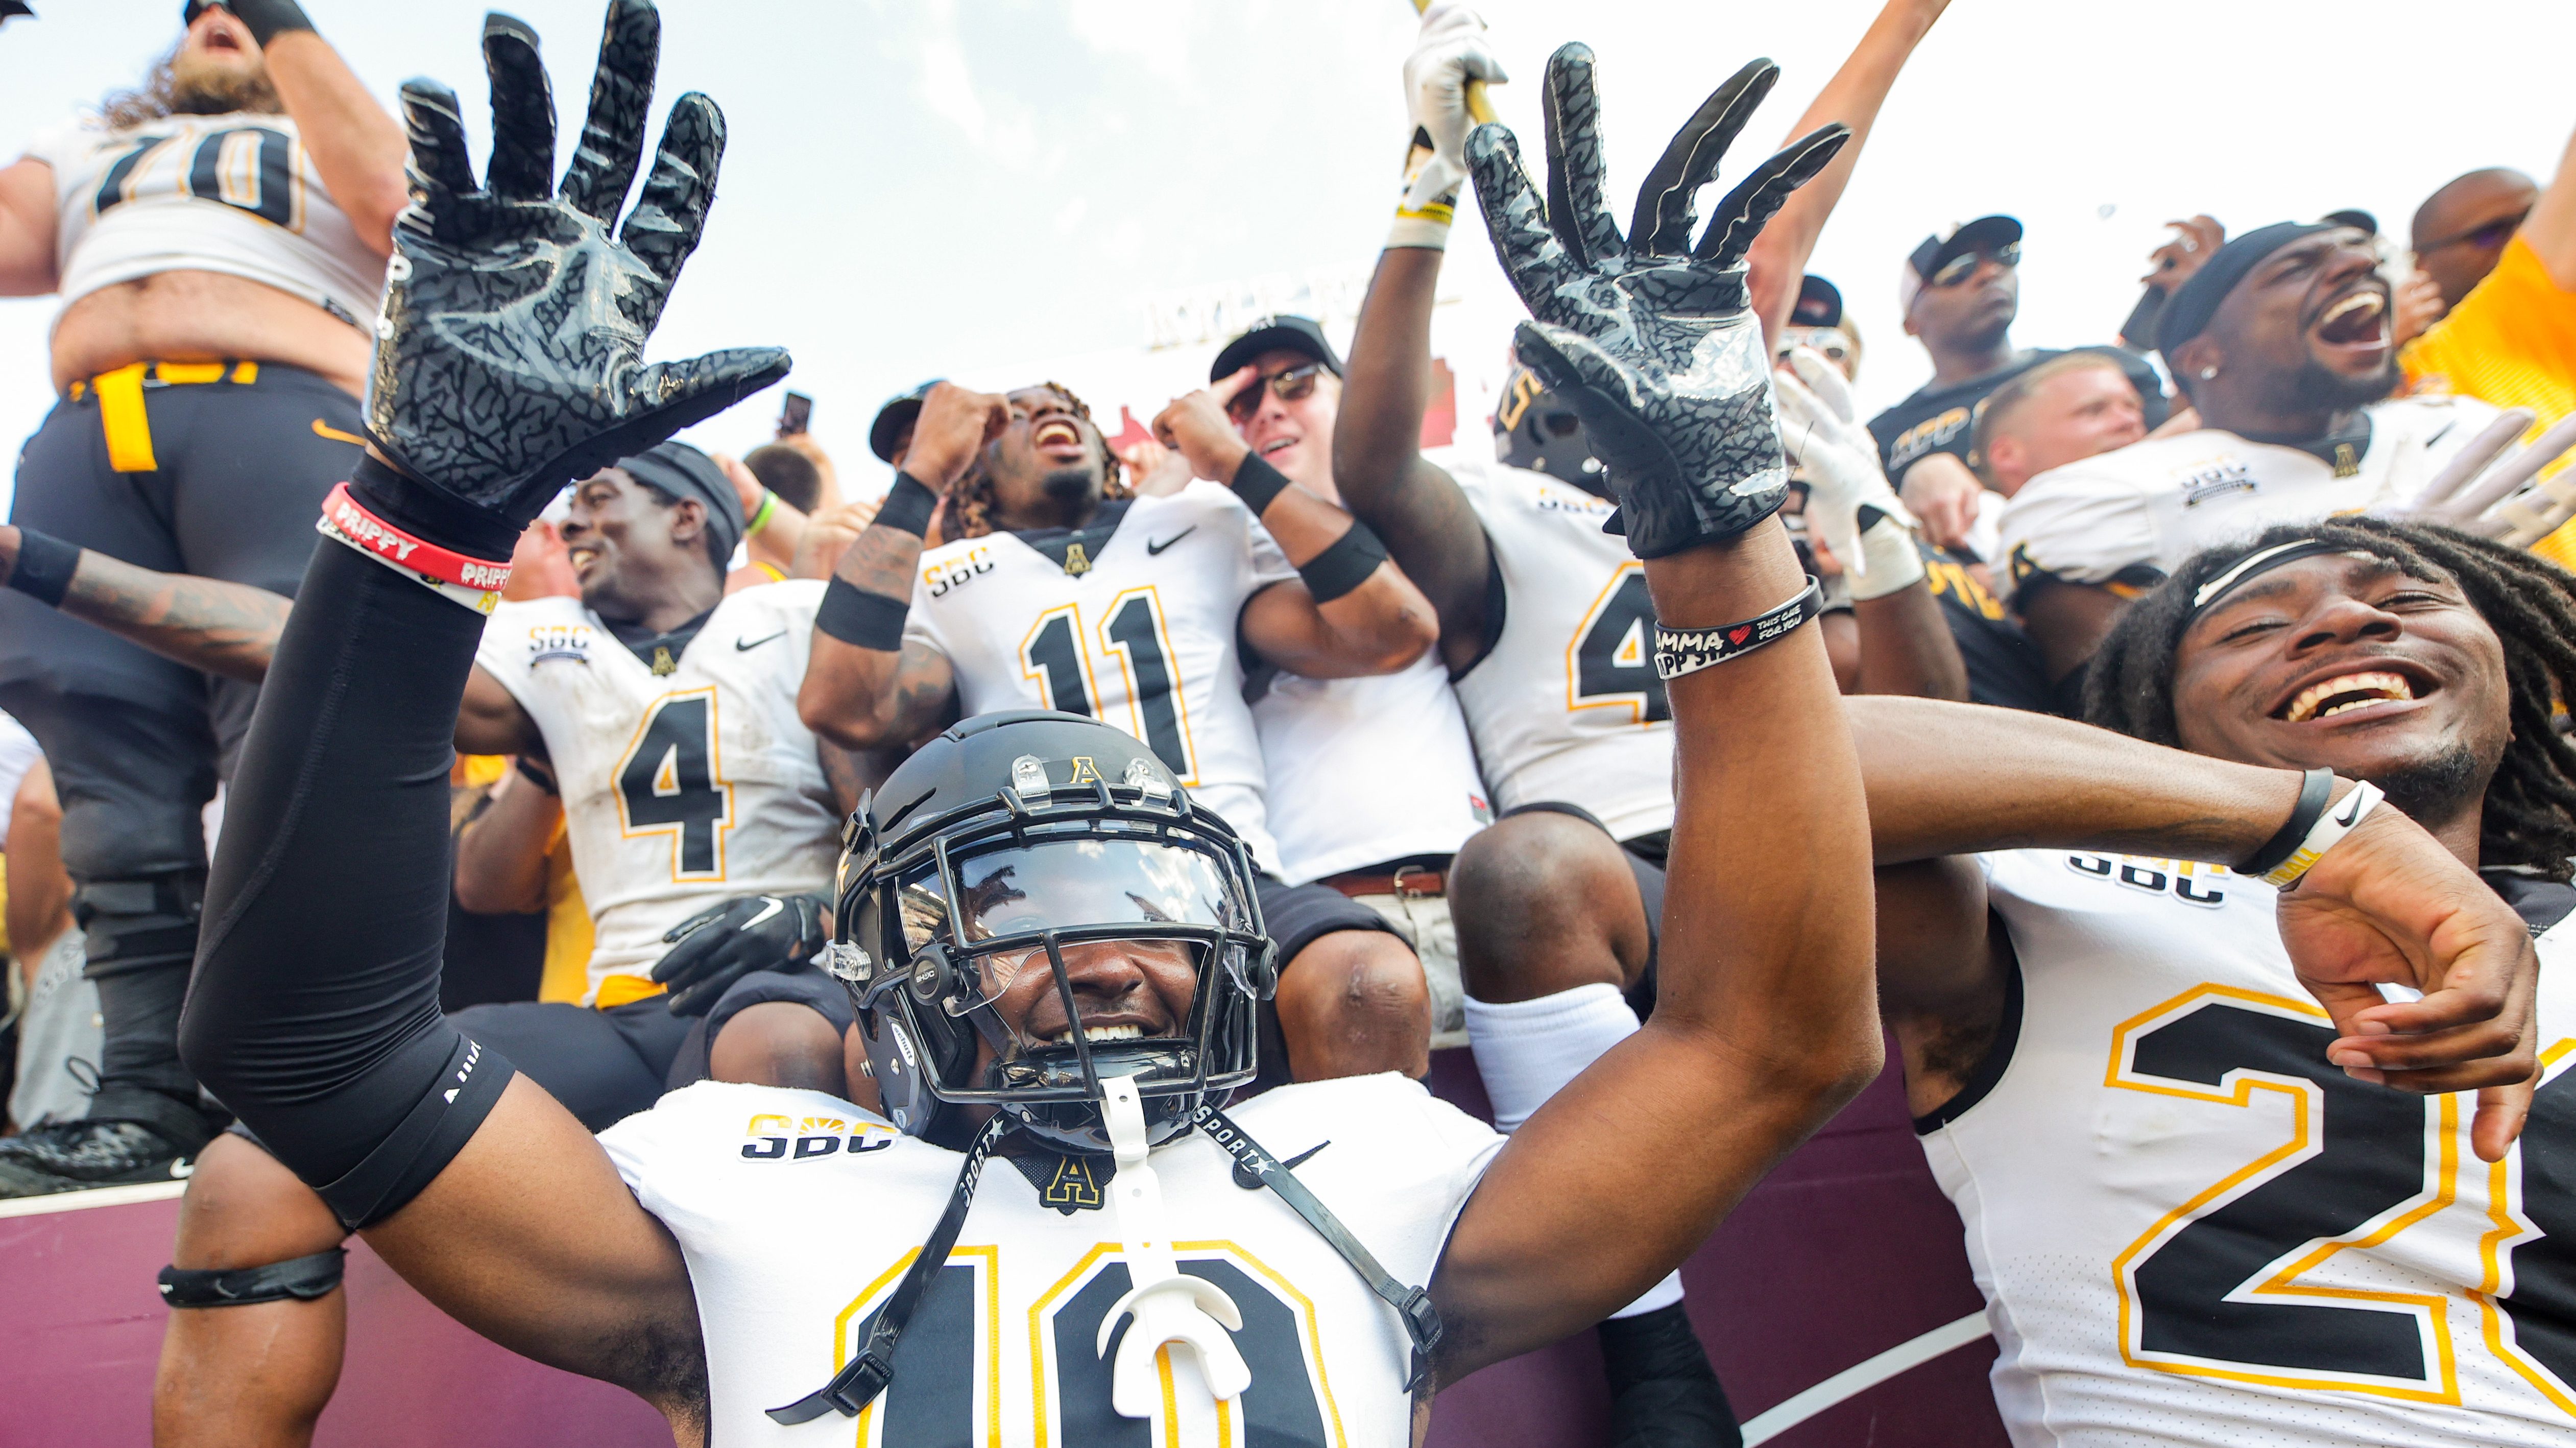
[1159,382,1437,679]
[796,384,993,749]
[2523,113,2576,289]
[1428,49,1877,1371]
[242,2,409,254]
[0,157,58,296]
[1745,0,1954,341]
[178,4,787,1419]
[1331,12,1505,675]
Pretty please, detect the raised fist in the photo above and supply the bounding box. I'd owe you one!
[370,0,790,529]
[1466,46,1845,557]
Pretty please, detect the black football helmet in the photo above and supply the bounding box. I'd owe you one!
[1493,360,1607,494]
[827,711,1276,1153]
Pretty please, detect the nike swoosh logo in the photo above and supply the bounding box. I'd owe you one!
[2331,790,2368,826]
[310,419,369,447]
[1145,527,1196,556]
[735,630,788,651]
[1282,1141,1329,1169]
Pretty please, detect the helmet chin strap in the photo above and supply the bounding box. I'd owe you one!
[1097,1073,1251,1417]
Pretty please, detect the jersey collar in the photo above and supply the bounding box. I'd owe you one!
[2231,410,2375,478]
[1010,498,1135,577]
[601,605,716,675]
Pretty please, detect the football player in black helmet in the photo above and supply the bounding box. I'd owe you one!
[829,709,1275,1153]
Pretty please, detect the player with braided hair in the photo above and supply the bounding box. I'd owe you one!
[803,374,1447,1086]
[2086,514,2576,879]
[1860,514,2576,1444]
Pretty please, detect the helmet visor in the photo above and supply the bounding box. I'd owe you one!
[899,837,1249,1041]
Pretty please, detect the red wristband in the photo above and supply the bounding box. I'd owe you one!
[317,482,512,611]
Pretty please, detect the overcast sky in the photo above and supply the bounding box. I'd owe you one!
[3,0,2572,510]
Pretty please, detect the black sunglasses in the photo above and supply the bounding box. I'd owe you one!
[1928,243,2020,289]
[1225,362,1326,423]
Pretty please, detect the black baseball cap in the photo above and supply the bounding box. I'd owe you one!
[2319,208,2378,238]
[1211,315,1343,382]
[1791,275,1844,329]
[1899,215,2023,313]
[868,379,943,464]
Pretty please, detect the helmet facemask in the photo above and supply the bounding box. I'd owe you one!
[832,755,1275,1154]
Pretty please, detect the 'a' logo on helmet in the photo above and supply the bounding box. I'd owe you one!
[1069,756,1101,786]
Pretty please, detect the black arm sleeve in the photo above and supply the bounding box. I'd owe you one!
[180,539,517,1228]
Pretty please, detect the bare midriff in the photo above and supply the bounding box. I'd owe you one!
[50,269,372,396]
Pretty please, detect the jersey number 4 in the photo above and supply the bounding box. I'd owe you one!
[2111,988,2576,1411]
[836,1244,1342,1446]
[1019,590,1199,781]
[1569,564,1670,724]
[92,126,300,230]
[616,690,733,880]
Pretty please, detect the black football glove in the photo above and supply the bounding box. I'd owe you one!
[650,892,829,1017]
[369,0,790,534]
[1466,46,1846,558]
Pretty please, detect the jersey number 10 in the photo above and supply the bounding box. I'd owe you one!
[1019,589,1199,781]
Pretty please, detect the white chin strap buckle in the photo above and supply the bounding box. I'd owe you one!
[1096,1073,1249,1417]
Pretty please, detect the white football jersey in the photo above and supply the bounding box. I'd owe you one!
[904,484,1295,873]
[2000,395,2506,596]
[21,111,387,328]
[1250,652,1489,885]
[597,1073,1505,1445]
[1442,456,1674,843]
[1921,849,2576,1446]
[474,584,840,1005]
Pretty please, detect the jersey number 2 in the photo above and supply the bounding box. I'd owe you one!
[616,690,732,880]
[2111,989,2576,1410]
[1570,564,1670,724]
[1019,590,1197,780]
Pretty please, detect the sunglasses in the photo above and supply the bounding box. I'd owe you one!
[2420,210,2530,254]
[1226,362,1327,423]
[1928,243,2020,289]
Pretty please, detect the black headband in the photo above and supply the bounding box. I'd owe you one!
[617,441,745,563]
[2157,221,2337,361]
[2186,537,2359,621]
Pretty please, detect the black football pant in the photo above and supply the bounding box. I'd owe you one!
[0,362,362,1141]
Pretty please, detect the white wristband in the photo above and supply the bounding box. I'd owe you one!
[1387,204,1454,252]
[1847,513,1928,602]
[2260,780,2385,890]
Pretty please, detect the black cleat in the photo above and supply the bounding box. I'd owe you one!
[0,1119,202,1198]
[1599,1302,1741,1448]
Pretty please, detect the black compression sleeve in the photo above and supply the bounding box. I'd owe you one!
[181,537,517,1229]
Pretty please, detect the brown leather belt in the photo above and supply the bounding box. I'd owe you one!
[1318,866,1446,899]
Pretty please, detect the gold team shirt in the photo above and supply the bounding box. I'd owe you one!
[2401,236,2576,566]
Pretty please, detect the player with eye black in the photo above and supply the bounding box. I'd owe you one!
[799,368,1447,1086]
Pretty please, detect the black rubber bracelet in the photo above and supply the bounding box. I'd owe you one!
[875,473,937,538]
[1652,577,1824,679]
[6,527,81,607]
[2238,767,2335,877]
[346,454,520,564]
[817,574,910,651]
[1231,454,1291,517]
[223,0,316,48]
[1297,521,1390,604]
[514,755,559,796]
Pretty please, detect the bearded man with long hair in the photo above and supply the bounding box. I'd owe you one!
[0,0,408,1195]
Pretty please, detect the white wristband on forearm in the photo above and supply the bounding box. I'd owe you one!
[1847,512,1928,602]
[2261,779,2385,890]
[1387,129,1456,251]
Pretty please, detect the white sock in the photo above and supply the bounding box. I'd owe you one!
[1463,984,1683,1319]
[1462,983,1640,1134]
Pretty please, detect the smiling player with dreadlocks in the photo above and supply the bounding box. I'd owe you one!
[1849,511,2576,1444]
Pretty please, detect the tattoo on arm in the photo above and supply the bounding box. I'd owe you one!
[832,519,927,601]
[61,552,291,683]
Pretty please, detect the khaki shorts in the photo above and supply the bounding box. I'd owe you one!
[1349,891,1465,1050]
